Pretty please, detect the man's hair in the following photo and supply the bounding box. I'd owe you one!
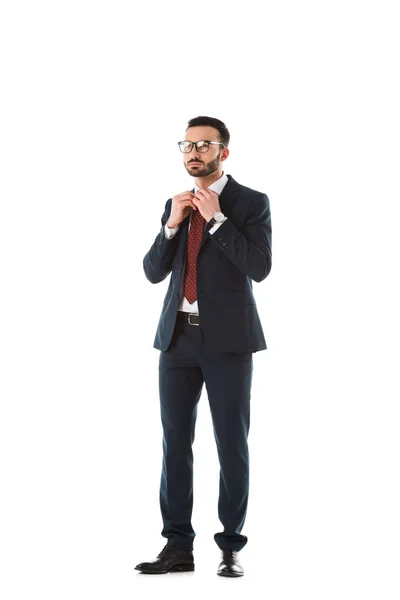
[186,116,230,148]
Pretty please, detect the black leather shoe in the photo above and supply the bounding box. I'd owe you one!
[217,549,244,577]
[134,544,194,574]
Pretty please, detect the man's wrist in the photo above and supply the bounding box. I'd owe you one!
[167,219,179,229]
[208,211,225,228]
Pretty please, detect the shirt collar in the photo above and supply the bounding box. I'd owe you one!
[194,171,228,195]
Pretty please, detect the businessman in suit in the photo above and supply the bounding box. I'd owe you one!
[135,116,272,577]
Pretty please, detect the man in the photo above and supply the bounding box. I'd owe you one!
[135,116,272,577]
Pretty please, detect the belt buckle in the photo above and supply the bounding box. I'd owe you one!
[188,313,200,326]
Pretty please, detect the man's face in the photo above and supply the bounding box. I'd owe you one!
[183,126,225,178]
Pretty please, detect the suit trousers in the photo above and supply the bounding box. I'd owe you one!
[158,311,253,552]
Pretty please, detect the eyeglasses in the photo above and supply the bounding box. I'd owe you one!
[178,140,225,153]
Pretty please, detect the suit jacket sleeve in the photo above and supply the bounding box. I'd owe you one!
[209,192,272,283]
[143,198,180,284]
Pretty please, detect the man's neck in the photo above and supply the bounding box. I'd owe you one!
[194,170,224,189]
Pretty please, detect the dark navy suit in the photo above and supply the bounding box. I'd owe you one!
[143,173,272,551]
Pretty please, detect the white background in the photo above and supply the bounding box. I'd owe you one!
[1,1,399,598]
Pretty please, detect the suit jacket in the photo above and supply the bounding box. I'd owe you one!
[143,173,272,353]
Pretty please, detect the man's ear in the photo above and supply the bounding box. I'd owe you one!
[221,148,229,161]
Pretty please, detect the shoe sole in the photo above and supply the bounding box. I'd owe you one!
[135,564,195,574]
[217,571,244,577]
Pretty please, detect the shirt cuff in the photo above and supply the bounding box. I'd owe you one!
[209,217,227,235]
[165,223,180,239]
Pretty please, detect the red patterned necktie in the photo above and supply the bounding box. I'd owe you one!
[184,208,205,303]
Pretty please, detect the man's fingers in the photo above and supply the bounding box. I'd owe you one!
[178,191,195,200]
[178,197,197,209]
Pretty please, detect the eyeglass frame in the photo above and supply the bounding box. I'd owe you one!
[177,140,226,153]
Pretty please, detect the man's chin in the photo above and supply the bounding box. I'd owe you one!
[187,166,206,176]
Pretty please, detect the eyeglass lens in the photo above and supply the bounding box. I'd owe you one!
[180,141,210,152]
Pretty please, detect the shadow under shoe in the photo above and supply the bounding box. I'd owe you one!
[217,549,244,577]
[135,544,194,574]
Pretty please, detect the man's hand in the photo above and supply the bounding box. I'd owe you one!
[167,191,197,229]
[192,188,221,222]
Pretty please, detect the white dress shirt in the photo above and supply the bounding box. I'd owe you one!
[164,171,228,314]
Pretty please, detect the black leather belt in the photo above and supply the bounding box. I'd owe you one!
[177,311,200,326]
